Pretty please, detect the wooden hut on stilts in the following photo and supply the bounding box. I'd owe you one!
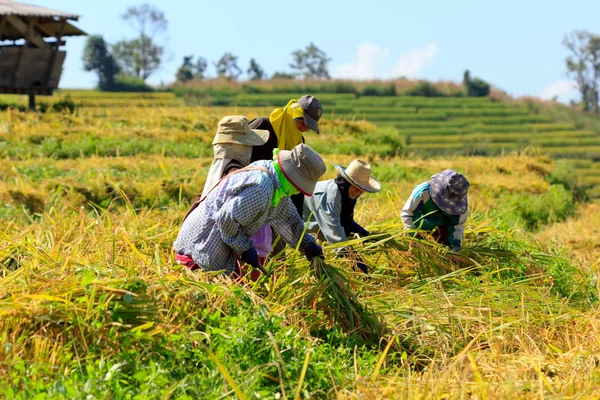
[0,1,85,109]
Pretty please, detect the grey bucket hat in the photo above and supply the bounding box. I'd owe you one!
[277,144,326,196]
[429,169,470,215]
[298,95,323,134]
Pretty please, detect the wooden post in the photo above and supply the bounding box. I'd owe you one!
[12,17,33,86]
[28,94,35,110]
[0,16,6,41]
[44,18,66,87]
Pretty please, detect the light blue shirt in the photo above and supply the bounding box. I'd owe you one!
[303,179,347,244]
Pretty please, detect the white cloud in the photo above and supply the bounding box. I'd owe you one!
[539,80,578,102]
[334,43,390,79]
[393,42,438,78]
[333,42,438,80]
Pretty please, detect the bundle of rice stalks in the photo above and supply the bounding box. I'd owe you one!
[304,257,424,360]
[307,256,386,342]
[361,228,545,276]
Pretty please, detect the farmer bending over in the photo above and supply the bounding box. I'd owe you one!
[197,115,270,278]
[200,115,268,199]
[249,95,323,217]
[173,144,327,276]
[401,169,469,252]
[303,160,380,273]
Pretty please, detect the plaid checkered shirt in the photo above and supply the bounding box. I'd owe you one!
[173,160,315,274]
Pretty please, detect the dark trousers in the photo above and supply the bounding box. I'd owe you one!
[431,224,451,246]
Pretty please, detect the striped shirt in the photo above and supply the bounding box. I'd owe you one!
[173,160,315,274]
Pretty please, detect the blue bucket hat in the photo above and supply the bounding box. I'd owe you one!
[428,169,470,215]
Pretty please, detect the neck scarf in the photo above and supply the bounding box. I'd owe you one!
[201,143,252,198]
[269,99,305,151]
[334,174,358,235]
[271,148,299,207]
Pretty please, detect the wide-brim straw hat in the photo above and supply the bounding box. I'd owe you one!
[334,160,381,193]
[212,115,269,146]
[429,169,470,215]
[277,144,326,196]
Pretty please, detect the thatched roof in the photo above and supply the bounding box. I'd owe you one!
[0,0,79,19]
[0,0,85,41]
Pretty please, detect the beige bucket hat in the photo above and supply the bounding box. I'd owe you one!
[334,159,381,193]
[278,144,326,196]
[212,115,269,146]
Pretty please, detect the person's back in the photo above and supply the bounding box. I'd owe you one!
[175,161,280,273]
[249,96,323,217]
[250,96,322,159]
[173,144,327,275]
[249,117,278,163]
[401,170,469,252]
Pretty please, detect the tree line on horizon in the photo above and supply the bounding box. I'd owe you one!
[174,41,331,84]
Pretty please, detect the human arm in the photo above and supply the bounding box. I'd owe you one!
[336,246,369,273]
[347,220,370,238]
[271,198,320,256]
[401,192,423,229]
[308,184,348,244]
[448,211,468,251]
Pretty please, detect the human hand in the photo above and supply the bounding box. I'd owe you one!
[241,247,260,269]
[355,225,370,238]
[356,261,369,274]
[350,221,370,238]
[304,242,324,261]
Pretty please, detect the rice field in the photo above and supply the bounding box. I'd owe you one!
[6,90,596,197]
[1,91,600,398]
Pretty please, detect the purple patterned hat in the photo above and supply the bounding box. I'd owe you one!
[428,169,470,215]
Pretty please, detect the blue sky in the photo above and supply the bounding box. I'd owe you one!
[27,0,599,101]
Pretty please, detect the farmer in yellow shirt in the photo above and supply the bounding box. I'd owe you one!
[249,95,323,217]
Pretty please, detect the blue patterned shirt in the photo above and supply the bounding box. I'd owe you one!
[173,160,315,274]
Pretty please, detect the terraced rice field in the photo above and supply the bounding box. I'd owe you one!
[19,90,594,197]
[252,94,600,197]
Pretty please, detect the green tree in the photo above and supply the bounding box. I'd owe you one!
[112,37,163,80]
[271,71,295,80]
[463,69,491,97]
[116,3,168,80]
[247,58,265,80]
[289,43,331,79]
[214,53,241,80]
[564,30,600,112]
[82,35,119,91]
[194,57,208,80]
[175,56,194,83]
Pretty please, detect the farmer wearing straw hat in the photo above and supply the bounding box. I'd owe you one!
[249,95,323,216]
[174,144,327,276]
[303,160,380,273]
[195,115,270,279]
[401,169,470,252]
[200,115,269,199]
